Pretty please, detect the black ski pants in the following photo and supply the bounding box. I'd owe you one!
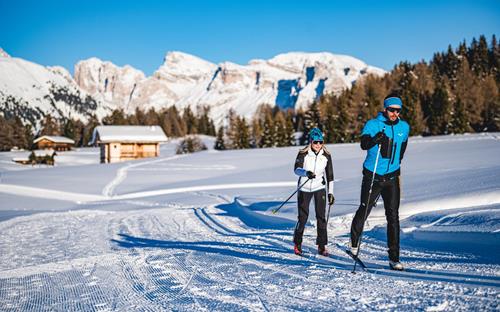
[293,189,327,246]
[350,175,401,262]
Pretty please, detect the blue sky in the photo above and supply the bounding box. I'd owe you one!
[1,0,498,75]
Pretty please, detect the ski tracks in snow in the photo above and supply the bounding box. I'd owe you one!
[102,155,183,197]
[0,194,498,310]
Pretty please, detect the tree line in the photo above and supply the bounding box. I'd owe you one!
[0,105,216,151]
[1,35,498,152]
[215,34,499,149]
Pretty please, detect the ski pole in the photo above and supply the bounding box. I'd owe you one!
[272,178,310,214]
[326,202,333,225]
[353,138,383,273]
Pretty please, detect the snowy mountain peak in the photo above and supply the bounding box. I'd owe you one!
[74,58,145,109]
[0,48,10,58]
[73,50,385,125]
[157,51,218,80]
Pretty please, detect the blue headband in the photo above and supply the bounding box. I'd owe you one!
[384,97,403,108]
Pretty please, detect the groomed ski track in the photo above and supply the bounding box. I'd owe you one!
[0,200,498,311]
[1,133,499,311]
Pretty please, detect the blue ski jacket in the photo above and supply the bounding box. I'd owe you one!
[361,112,410,176]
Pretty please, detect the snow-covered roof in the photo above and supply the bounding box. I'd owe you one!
[33,149,56,157]
[34,135,75,144]
[91,125,168,144]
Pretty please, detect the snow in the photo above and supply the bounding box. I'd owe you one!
[91,125,168,144]
[75,51,386,126]
[0,55,111,128]
[33,135,75,144]
[0,133,499,310]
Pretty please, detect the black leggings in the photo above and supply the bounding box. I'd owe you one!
[293,189,327,246]
[350,175,401,261]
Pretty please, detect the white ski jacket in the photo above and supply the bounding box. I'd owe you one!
[294,145,334,194]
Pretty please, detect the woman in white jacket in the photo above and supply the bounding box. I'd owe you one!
[293,127,335,256]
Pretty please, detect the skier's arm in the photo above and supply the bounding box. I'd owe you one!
[294,152,308,177]
[400,140,408,161]
[360,120,383,150]
[325,153,334,195]
[400,123,410,162]
[360,134,376,150]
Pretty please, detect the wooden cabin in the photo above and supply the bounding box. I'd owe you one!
[91,125,168,163]
[12,150,57,166]
[33,135,75,151]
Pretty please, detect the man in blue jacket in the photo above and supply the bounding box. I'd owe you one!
[350,94,410,271]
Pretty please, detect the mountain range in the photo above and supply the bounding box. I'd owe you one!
[0,48,385,129]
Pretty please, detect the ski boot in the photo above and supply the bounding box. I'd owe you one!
[294,244,302,256]
[318,245,329,256]
[389,260,404,271]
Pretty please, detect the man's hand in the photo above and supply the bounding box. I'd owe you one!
[306,171,316,179]
[373,131,387,144]
[328,194,335,205]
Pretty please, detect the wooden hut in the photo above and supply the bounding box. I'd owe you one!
[33,135,74,151]
[91,125,168,163]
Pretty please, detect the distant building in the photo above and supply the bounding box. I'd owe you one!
[12,149,57,166]
[91,125,168,163]
[33,135,75,151]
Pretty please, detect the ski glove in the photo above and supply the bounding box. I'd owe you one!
[373,131,387,144]
[328,194,335,205]
[306,171,316,179]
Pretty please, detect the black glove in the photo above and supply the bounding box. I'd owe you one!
[306,171,316,179]
[328,194,335,205]
[373,131,387,144]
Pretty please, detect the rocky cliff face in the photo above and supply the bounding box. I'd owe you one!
[75,51,385,124]
[0,49,385,129]
[0,49,111,129]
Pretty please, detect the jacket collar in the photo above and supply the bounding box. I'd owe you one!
[308,146,324,156]
[377,111,399,126]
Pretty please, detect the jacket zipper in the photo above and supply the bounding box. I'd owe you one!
[386,124,395,173]
[391,143,398,165]
[311,153,318,192]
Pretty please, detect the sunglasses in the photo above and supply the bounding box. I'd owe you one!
[312,140,323,144]
[386,107,401,113]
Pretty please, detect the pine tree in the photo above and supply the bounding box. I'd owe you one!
[454,58,484,130]
[235,117,251,149]
[183,106,198,134]
[40,115,60,136]
[449,98,471,134]
[481,75,500,131]
[144,108,159,126]
[261,111,275,148]
[62,119,76,140]
[323,104,336,144]
[490,35,500,82]
[428,82,452,134]
[102,109,127,125]
[284,110,296,146]
[12,116,28,149]
[214,126,226,150]
[274,111,288,147]
[250,118,262,148]
[333,96,353,143]
[225,109,239,148]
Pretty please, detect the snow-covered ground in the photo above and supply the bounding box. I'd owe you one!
[0,133,499,311]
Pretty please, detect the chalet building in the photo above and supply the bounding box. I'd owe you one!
[12,149,57,166]
[91,125,168,163]
[33,135,75,151]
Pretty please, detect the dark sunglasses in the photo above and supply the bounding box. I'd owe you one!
[312,140,323,144]
[386,107,401,113]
